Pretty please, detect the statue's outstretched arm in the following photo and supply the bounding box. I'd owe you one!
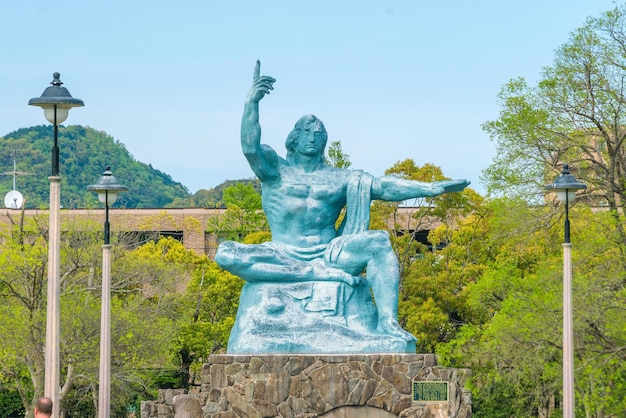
[241,60,279,180]
[371,176,470,201]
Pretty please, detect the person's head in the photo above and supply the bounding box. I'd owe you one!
[285,115,328,159]
[34,396,53,417]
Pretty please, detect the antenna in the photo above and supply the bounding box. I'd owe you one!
[1,152,30,209]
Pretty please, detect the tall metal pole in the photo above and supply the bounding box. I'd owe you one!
[30,73,84,418]
[44,105,61,418]
[562,194,574,418]
[87,168,127,418]
[99,194,111,418]
[98,214,111,418]
[545,163,586,417]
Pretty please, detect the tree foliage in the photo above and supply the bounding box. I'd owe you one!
[166,178,261,209]
[206,182,268,243]
[439,200,626,417]
[368,159,485,352]
[325,140,352,169]
[482,3,626,215]
[173,261,243,388]
[474,10,626,413]
[1,125,190,209]
[0,212,208,416]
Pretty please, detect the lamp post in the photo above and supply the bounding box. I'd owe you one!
[29,73,84,418]
[87,167,128,418]
[545,163,587,418]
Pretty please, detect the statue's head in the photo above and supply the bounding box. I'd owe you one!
[285,115,328,157]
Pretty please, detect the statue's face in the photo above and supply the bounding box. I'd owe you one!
[295,123,325,157]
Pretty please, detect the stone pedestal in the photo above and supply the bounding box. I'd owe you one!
[142,354,471,418]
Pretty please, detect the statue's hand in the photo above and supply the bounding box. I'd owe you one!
[248,60,276,103]
[436,179,471,194]
[339,272,363,287]
[311,259,362,286]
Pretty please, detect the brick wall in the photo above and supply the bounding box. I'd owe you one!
[0,207,226,256]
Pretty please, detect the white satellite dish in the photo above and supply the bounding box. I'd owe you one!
[4,190,24,209]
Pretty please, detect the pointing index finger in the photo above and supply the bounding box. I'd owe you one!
[253,60,260,82]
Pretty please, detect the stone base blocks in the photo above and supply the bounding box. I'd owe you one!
[142,353,471,418]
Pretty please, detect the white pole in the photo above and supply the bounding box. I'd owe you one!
[562,242,574,418]
[98,244,112,418]
[45,176,61,418]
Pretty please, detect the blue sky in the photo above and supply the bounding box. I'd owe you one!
[0,1,620,195]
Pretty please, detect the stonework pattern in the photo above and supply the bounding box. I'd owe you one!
[142,354,471,418]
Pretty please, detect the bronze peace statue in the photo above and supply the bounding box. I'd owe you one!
[215,61,469,354]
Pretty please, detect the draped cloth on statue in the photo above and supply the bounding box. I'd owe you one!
[227,171,416,354]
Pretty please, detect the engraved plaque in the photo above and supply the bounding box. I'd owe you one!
[412,381,449,402]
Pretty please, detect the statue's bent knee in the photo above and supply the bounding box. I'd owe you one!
[367,230,392,249]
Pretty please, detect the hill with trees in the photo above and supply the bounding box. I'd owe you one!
[0,125,191,208]
[166,178,261,209]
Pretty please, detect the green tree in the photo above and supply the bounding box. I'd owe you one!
[0,210,204,417]
[207,182,268,244]
[438,198,626,417]
[475,6,626,414]
[0,213,102,417]
[482,3,626,214]
[173,261,243,389]
[166,178,261,209]
[325,140,352,168]
[366,159,486,352]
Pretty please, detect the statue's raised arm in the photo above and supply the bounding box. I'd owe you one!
[241,61,279,181]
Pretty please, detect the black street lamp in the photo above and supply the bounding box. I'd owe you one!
[545,163,587,418]
[29,72,85,176]
[87,167,128,418]
[29,72,84,418]
[87,167,129,244]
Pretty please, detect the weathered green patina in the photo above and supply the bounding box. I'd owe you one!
[215,62,469,354]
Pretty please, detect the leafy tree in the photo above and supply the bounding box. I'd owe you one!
[0,386,24,417]
[474,6,626,414]
[325,140,352,168]
[169,183,271,389]
[438,197,626,417]
[0,215,64,416]
[173,261,243,389]
[166,178,261,209]
[367,159,485,352]
[374,160,478,272]
[0,209,205,416]
[400,204,487,352]
[482,4,626,213]
[206,182,268,244]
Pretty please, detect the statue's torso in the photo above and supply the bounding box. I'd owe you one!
[262,164,349,247]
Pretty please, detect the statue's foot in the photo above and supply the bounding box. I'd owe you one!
[377,317,416,342]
